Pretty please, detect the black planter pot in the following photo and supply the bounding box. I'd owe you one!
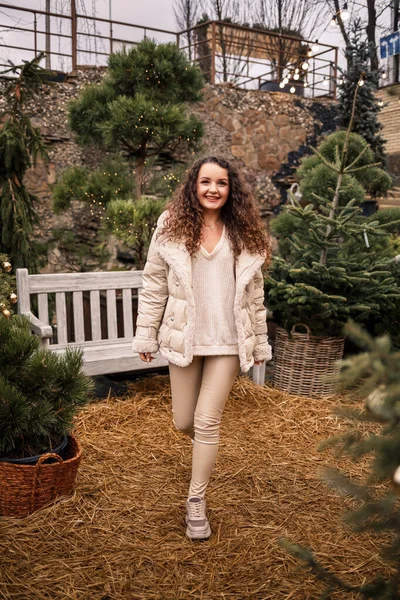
[0,435,69,465]
[40,71,68,83]
[260,80,305,97]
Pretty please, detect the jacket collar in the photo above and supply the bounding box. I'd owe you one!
[157,237,265,287]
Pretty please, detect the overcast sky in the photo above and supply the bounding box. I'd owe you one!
[0,0,392,77]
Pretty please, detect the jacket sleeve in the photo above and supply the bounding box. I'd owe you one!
[132,227,168,355]
[253,268,272,362]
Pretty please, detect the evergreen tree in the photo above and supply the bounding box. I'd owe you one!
[0,315,93,459]
[338,20,387,166]
[280,321,400,598]
[103,196,166,269]
[52,156,135,213]
[271,131,392,259]
[0,54,48,270]
[265,78,399,338]
[68,39,204,198]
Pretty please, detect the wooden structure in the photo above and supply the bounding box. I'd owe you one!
[16,268,266,384]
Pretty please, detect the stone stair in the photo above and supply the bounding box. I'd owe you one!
[379,185,400,209]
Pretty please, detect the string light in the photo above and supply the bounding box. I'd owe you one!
[290,86,296,94]
[312,40,319,53]
[341,2,350,20]
[330,14,338,27]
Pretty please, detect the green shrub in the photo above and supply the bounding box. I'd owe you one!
[0,315,93,458]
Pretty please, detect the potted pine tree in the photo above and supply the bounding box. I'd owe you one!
[265,76,397,397]
[0,315,93,517]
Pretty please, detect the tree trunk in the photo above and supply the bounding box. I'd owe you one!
[135,156,146,199]
[333,0,351,69]
[366,0,379,72]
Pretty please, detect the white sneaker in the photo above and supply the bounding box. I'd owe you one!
[185,496,211,540]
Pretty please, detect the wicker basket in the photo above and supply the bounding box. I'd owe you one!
[273,324,345,398]
[0,434,82,517]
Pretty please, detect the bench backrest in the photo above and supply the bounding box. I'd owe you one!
[16,269,143,347]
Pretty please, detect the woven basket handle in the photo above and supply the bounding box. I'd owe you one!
[291,323,311,338]
[30,453,64,513]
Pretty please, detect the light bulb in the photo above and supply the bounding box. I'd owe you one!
[330,15,337,27]
[279,81,285,88]
[323,77,329,87]
[301,61,309,70]
[338,78,344,85]
[295,68,299,74]
[341,2,349,20]
[358,78,365,86]
[283,77,289,84]
[293,73,299,80]
[382,71,387,79]
[304,81,308,88]
[377,99,384,106]
[290,86,295,93]
[312,40,319,52]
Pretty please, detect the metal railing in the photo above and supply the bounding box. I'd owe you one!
[177,21,338,99]
[0,3,338,99]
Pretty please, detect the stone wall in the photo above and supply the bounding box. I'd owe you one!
[0,68,338,272]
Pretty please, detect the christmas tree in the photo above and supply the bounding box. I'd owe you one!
[0,53,48,270]
[338,19,387,166]
[68,39,204,198]
[0,315,93,459]
[279,321,400,598]
[265,76,399,338]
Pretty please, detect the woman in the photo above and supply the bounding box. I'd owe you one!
[132,155,272,541]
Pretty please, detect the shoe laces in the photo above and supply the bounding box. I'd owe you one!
[187,498,205,520]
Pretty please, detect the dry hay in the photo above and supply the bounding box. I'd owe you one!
[0,375,393,600]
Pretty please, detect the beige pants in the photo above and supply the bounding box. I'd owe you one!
[169,355,240,499]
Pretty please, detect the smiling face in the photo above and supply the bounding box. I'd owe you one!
[196,162,230,215]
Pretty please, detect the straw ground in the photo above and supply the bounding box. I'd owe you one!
[0,375,393,599]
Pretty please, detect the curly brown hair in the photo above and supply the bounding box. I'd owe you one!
[158,156,271,263]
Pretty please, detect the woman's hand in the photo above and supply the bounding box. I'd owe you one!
[139,352,155,363]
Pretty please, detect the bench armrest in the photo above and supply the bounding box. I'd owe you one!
[21,311,53,339]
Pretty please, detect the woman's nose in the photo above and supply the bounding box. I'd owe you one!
[209,182,217,192]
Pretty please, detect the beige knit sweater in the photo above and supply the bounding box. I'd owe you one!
[191,225,239,356]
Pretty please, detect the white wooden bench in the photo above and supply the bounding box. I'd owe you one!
[16,268,266,384]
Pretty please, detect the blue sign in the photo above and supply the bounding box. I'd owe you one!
[380,31,400,59]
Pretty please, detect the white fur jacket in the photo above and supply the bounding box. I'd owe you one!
[132,212,272,373]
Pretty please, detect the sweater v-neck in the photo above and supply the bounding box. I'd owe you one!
[200,225,226,260]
